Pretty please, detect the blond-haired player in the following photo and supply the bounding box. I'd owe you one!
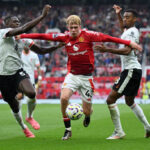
[18,14,142,140]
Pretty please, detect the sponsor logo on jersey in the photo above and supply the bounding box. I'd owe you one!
[73,44,80,51]
[68,50,87,56]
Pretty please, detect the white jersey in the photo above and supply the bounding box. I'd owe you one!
[21,50,40,84]
[0,28,34,75]
[119,27,141,70]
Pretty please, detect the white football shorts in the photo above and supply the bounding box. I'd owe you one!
[62,73,95,103]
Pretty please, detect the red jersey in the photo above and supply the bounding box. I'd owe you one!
[20,29,130,75]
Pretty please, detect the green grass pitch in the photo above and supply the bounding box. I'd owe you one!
[0,104,150,150]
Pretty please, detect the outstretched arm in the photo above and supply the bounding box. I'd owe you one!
[94,44,132,55]
[30,42,65,54]
[6,5,51,37]
[16,32,66,42]
[113,4,124,32]
[87,31,142,51]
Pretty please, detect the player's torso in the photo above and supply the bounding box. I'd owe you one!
[0,29,24,75]
[119,27,141,70]
[65,31,94,74]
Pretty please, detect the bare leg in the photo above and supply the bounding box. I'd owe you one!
[18,78,36,99]
[60,88,73,140]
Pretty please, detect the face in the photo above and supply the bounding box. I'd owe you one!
[67,23,81,38]
[123,12,136,28]
[8,16,20,28]
[24,46,29,53]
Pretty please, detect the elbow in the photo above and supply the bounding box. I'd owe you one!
[123,50,131,55]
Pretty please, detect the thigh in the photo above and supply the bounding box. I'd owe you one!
[60,88,74,100]
[18,78,35,95]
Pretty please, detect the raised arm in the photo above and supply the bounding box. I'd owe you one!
[6,5,51,37]
[30,42,65,54]
[94,44,132,55]
[113,4,124,32]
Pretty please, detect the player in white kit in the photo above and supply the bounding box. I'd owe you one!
[94,5,150,139]
[0,5,64,138]
[21,44,42,130]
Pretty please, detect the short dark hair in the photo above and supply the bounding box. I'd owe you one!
[4,16,12,25]
[124,9,138,17]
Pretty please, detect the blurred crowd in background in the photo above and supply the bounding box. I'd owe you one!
[0,4,150,77]
[0,4,150,99]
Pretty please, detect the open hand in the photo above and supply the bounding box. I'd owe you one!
[113,4,122,14]
[94,44,107,53]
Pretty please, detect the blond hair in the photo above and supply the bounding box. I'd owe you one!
[66,15,81,25]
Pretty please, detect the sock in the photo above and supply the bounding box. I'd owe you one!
[27,98,36,118]
[108,103,123,132]
[130,103,150,130]
[12,111,26,130]
[63,117,71,130]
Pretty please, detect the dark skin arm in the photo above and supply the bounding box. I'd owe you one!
[30,42,65,54]
[113,5,124,32]
[94,44,132,55]
[6,5,51,37]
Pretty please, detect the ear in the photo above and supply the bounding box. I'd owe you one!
[133,17,137,22]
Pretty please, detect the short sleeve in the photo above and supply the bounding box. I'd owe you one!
[0,28,12,38]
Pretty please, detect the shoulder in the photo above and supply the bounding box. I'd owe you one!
[30,51,38,57]
[0,28,12,36]
[126,27,139,36]
[82,29,100,36]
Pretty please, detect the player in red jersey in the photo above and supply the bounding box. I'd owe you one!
[17,15,142,140]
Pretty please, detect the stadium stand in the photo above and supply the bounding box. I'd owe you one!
[0,4,150,99]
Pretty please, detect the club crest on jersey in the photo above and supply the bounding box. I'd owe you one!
[73,44,80,51]
[79,37,84,42]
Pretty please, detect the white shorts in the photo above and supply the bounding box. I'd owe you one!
[62,73,95,103]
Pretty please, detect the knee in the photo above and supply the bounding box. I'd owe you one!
[61,96,69,104]
[125,100,134,107]
[12,107,19,113]
[26,90,36,99]
[106,95,113,105]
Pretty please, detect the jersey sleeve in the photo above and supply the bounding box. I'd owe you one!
[1,28,12,38]
[22,39,35,48]
[20,33,66,42]
[86,30,131,46]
